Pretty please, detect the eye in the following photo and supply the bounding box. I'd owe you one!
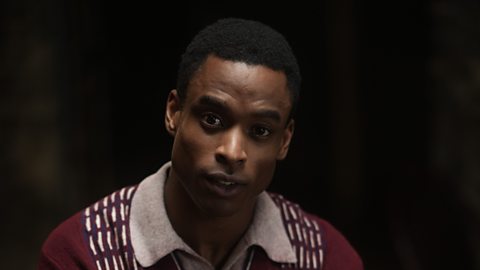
[201,113,223,128]
[251,125,272,138]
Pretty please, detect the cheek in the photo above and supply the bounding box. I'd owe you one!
[171,120,212,167]
[248,151,278,191]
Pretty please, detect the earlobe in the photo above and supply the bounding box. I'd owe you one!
[165,89,181,136]
[277,119,295,160]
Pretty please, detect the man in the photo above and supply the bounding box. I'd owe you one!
[39,18,363,270]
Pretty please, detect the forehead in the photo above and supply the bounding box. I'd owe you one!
[186,55,292,120]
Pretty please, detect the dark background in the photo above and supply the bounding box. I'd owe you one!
[2,0,480,269]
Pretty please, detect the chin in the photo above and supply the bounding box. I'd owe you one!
[199,201,245,218]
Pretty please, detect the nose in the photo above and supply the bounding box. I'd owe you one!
[215,127,247,169]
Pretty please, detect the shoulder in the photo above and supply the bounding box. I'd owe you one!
[268,192,364,270]
[82,186,139,269]
[39,211,95,269]
[39,186,139,270]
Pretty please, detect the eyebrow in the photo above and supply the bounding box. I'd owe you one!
[197,95,227,111]
[197,95,281,123]
[251,109,281,123]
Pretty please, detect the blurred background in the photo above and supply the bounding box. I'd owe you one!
[1,0,479,269]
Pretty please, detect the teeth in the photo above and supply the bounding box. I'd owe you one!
[218,180,235,186]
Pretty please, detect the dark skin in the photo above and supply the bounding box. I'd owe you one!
[164,55,295,268]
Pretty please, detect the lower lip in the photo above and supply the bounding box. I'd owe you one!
[204,177,244,198]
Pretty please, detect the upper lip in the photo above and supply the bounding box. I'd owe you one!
[204,171,247,185]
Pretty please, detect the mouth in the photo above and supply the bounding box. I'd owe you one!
[216,179,236,186]
[205,171,246,184]
[203,172,246,197]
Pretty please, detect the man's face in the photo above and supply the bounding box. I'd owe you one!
[166,55,294,217]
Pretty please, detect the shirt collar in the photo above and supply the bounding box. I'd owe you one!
[242,191,297,263]
[130,162,296,267]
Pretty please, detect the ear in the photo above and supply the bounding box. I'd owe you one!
[165,89,181,136]
[277,119,295,160]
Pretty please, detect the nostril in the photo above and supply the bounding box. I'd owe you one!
[215,153,227,164]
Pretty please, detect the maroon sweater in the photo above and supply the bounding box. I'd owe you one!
[39,186,363,270]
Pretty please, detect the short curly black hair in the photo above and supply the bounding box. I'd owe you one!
[177,18,301,119]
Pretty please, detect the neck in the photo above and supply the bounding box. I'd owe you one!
[164,171,255,268]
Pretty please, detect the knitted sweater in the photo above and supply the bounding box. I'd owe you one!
[39,175,362,270]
